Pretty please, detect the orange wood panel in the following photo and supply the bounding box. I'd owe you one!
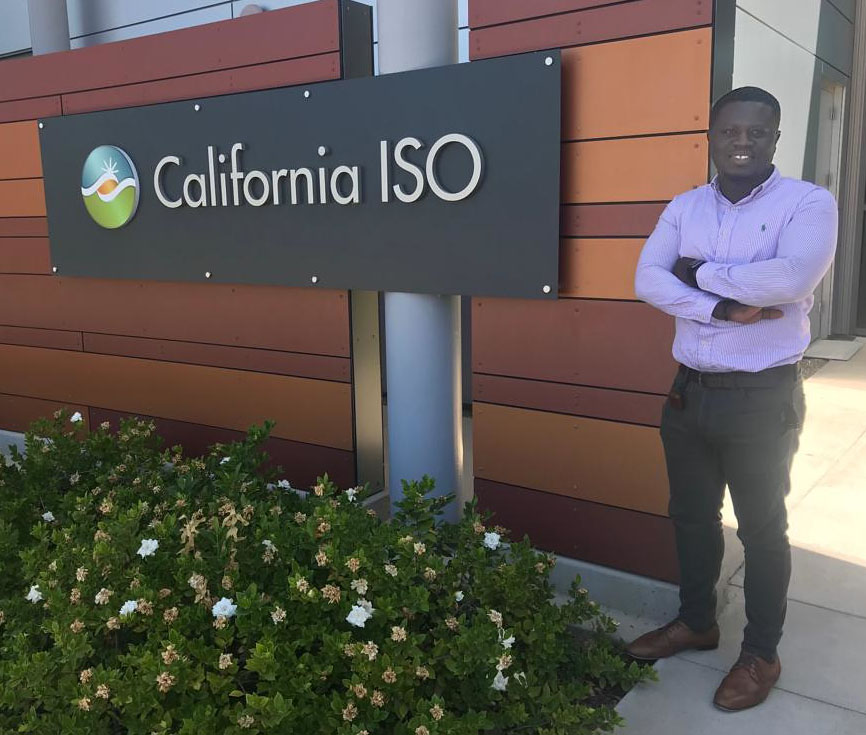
[0,237,52,274]
[562,28,711,140]
[0,180,46,217]
[0,276,350,356]
[0,345,353,450]
[0,121,43,180]
[83,333,351,383]
[62,53,341,115]
[0,325,82,351]
[0,96,61,124]
[559,238,643,299]
[0,393,88,433]
[562,134,708,204]
[474,402,669,516]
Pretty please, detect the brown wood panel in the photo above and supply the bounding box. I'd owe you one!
[0,325,82,351]
[0,237,51,274]
[470,0,623,28]
[0,345,353,450]
[91,408,356,490]
[474,402,669,515]
[0,393,88,433]
[83,333,351,383]
[559,238,642,299]
[0,180,46,217]
[62,53,341,115]
[0,121,43,180]
[562,135,708,204]
[561,203,666,238]
[0,218,49,237]
[470,0,711,60]
[0,276,350,356]
[473,374,666,426]
[562,28,711,140]
[0,96,61,124]
[0,2,340,103]
[476,478,679,582]
[473,297,677,394]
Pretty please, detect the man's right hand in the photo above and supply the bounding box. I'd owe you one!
[714,299,784,324]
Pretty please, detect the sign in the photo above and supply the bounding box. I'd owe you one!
[40,52,561,298]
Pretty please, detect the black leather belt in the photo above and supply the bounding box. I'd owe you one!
[678,363,799,389]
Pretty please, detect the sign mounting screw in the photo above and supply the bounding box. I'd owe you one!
[194,103,201,111]
[304,90,311,99]
[52,266,58,273]
[318,146,328,156]
[544,56,554,66]
[38,122,44,129]
[542,285,552,294]
[205,271,212,279]
[311,275,319,284]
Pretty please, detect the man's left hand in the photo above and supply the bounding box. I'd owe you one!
[673,257,705,289]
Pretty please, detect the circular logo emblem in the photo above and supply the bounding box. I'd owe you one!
[81,145,139,229]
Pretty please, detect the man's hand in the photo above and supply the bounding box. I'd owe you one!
[713,299,784,323]
[673,257,704,288]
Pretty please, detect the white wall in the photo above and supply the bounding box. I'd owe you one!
[0,0,470,63]
[732,0,853,179]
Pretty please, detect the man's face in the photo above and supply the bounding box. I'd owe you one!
[709,101,780,180]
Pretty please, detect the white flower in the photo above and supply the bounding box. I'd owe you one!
[70,412,84,423]
[455,590,464,602]
[358,598,374,616]
[276,479,292,491]
[346,600,373,628]
[41,511,55,523]
[262,539,276,552]
[136,538,159,558]
[514,671,528,686]
[345,487,358,502]
[501,635,515,649]
[220,457,231,465]
[211,597,237,618]
[483,532,501,550]
[26,585,43,603]
[492,671,509,692]
[350,578,368,596]
[119,599,138,617]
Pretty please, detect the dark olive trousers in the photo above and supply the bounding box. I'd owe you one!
[660,367,805,660]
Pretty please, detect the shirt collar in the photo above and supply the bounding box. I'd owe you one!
[710,166,780,205]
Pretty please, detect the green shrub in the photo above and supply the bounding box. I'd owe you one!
[0,412,650,734]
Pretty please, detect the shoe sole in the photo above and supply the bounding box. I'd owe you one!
[713,696,770,713]
[626,642,719,661]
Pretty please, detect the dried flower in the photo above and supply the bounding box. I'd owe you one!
[106,617,120,630]
[361,641,378,661]
[424,567,437,581]
[137,599,154,616]
[155,671,176,693]
[163,607,179,624]
[317,520,331,535]
[391,625,407,642]
[221,576,233,591]
[342,702,358,722]
[313,483,325,496]
[162,645,179,665]
[69,619,84,634]
[430,704,444,721]
[100,421,111,430]
[95,684,110,700]
[382,667,397,684]
[219,653,232,670]
[94,529,110,542]
[94,588,112,606]
[158,588,172,599]
[343,643,358,657]
[413,542,426,555]
[350,578,368,595]
[321,584,342,604]
[98,500,113,515]
[296,578,310,594]
[213,616,228,630]
[370,690,385,707]
[78,697,91,711]
[271,606,286,624]
[237,715,255,729]
[488,609,503,628]
[473,521,485,534]
[129,578,141,591]
[69,588,81,604]
[0,610,4,626]
[79,668,94,685]
[497,653,513,671]
[415,666,430,680]
[351,683,368,698]
[416,727,430,735]
[294,512,307,524]
[315,550,329,567]
[384,563,398,577]
[346,557,361,574]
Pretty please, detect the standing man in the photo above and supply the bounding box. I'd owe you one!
[629,86,837,711]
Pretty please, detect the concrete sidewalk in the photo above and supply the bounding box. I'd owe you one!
[616,339,866,734]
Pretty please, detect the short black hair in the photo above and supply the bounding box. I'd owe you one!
[710,86,781,129]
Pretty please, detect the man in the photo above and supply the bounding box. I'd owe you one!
[630,86,837,711]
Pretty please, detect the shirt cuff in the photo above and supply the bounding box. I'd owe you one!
[695,262,721,294]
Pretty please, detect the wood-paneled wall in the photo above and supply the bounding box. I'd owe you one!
[0,1,359,489]
[470,0,714,582]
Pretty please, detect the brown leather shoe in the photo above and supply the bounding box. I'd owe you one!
[713,651,781,712]
[625,619,720,660]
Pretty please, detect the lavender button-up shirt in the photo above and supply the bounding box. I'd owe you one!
[635,167,838,373]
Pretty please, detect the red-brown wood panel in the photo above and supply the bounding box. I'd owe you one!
[92,408,356,490]
[473,402,670,515]
[0,276,350,356]
[0,345,353,450]
[0,393,88,433]
[83,333,351,383]
[0,218,49,237]
[62,53,341,115]
[0,1,340,103]
[0,237,52,274]
[473,374,665,426]
[0,180,46,217]
[0,97,61,125]
[0,121,43,179]
[470,0,711,60]
[561,203,666,238]
[476,478,679,583]
[473,297,677,394]
[0,325,82,351]
[470,0,623,28]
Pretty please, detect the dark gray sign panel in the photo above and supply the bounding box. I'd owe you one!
[40,52,561,298]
